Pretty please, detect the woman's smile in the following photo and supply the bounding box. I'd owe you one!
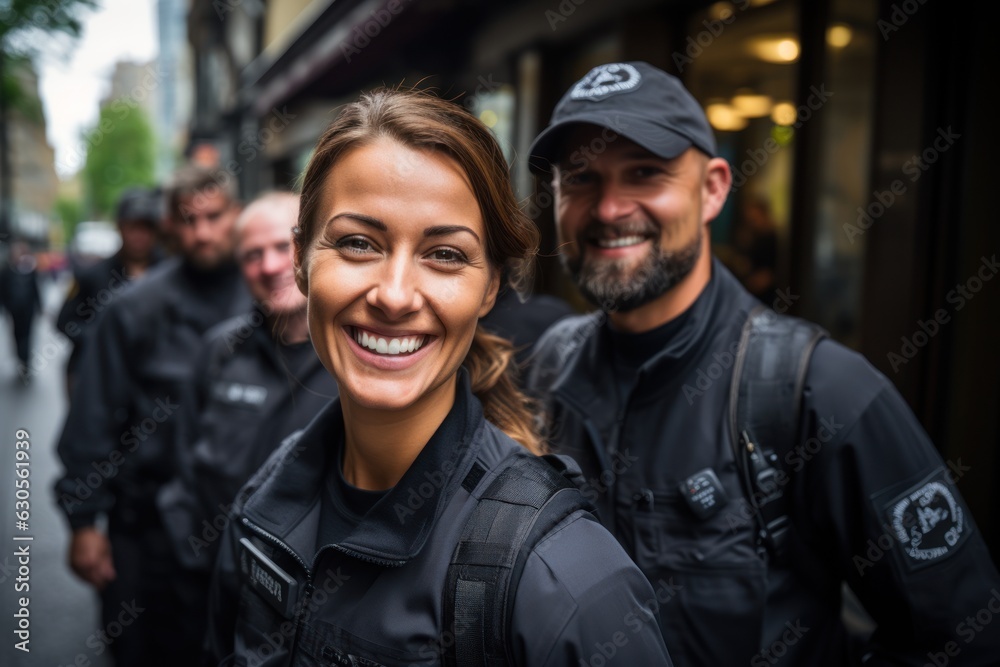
[349,325,429,356]
[342,325,438,371]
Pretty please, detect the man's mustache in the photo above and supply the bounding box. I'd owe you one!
[579,219,659,241]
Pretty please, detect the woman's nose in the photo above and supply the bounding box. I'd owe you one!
[366,257,423,318]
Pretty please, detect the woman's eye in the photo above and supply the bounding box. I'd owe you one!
[430,248,467,264]
[634,166,662,178]
[337,237,374,254]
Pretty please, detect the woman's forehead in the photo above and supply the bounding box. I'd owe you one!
[318,140,484,238]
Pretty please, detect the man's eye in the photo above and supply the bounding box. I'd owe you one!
[634,166,662,178]
[562,172,593,187]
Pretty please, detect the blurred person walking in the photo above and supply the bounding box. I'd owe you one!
[1,241,43,381]
[57,187,164,393]
[156,192,338,660]
[53,166,251,666]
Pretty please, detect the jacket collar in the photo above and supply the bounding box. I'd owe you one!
[551,258,757,412]
[242,369,484,568]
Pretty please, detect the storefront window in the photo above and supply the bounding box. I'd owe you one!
[809,0,876,346]
[685,0,875,346]
[684,0,800,306]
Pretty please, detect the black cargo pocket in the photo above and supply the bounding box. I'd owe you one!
[632,509,767,666]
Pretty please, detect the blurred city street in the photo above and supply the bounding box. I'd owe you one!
[0,280,111,667]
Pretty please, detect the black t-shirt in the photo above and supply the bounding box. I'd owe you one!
[317,448,389,549]
[604,307,694,446]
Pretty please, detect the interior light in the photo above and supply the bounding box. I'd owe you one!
[708,2,735,21]
[731,92,773,118]
[827,23,853,48]
[771,102,797,126]
[748,35,800,63]
[479,109,499,128]
[706,104,749,132]
[776,39,799,60]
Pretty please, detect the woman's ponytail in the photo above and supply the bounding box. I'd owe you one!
[464,325,545,455]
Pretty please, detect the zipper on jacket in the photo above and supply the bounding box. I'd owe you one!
[329,543,407,568]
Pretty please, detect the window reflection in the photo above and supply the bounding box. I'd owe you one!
[684,0,799,307]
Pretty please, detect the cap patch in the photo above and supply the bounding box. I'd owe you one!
[570,63,642,101]
[881,468,970,571]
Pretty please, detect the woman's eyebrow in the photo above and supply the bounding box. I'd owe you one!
[424,225,481,243]
[327,212,387,231]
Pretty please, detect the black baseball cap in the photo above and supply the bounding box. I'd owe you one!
[528,61,716,174]
[116,188,163,226]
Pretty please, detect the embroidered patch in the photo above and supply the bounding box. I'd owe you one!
[570,63,642,101]
[881,469,970,570]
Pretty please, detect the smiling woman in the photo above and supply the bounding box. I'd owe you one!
[206,89,672,667]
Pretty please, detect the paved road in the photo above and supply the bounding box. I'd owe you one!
[1,277,112,667]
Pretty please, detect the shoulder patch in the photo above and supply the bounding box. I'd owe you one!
[879,468,971,571]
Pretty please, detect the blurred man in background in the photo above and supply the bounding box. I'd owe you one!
[54,166,250,666]
[156,191,338,659]
[57,187,164,393]
[1,241,42,381]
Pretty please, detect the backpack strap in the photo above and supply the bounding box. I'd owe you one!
[443,454,595,667]
[729,305,827,559]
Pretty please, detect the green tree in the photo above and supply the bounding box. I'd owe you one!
[0,0,98,240]
[81,101,155,219]
[54,192,82,239]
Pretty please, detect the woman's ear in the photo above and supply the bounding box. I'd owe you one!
[478,267,501,318]
[293,231,308,295]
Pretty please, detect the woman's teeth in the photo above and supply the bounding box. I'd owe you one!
[353,328,426,355]
[596,235,646,248]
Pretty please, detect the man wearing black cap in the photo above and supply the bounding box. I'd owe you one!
[54,167,251,666]
[526,62,1000,665]
[57,187,164,392]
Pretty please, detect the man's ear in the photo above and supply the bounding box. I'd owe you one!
[293,233,308,296]
[478,267,501,318]
[701,157,733,224]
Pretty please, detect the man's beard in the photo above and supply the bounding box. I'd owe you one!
[561,223,702,312]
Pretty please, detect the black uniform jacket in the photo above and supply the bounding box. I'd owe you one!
[480,286,576,367]
[56,250,163,376]
[158,311,339,572]
[206,372,672,666]
[55,257,251,529]
[526,259,1000,666]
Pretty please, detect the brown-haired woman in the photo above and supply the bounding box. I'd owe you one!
[206,88,671,666]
